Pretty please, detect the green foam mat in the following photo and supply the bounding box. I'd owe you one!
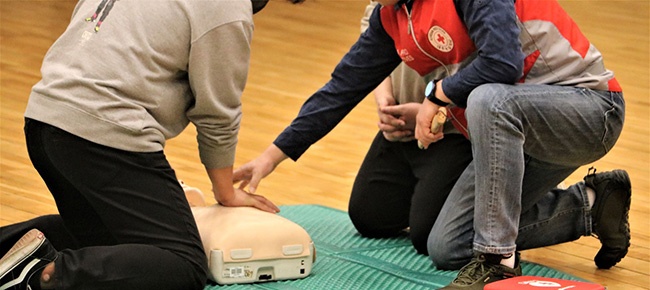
[205,205,585,289]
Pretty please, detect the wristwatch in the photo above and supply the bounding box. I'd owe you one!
[425,80,450,106]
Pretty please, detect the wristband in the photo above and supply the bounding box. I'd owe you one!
[425,80,450,106]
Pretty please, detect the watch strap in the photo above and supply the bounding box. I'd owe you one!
[425,80,450,106]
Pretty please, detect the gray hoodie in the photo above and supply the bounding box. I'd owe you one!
[26,0,254,169]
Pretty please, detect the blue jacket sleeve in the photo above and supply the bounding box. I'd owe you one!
[273,5,401,161]
[442,0,524,107]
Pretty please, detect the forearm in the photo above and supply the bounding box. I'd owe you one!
[206,166,235,204]
[273,11,401,160]
[262,143,289,169]
[374,77,394,107]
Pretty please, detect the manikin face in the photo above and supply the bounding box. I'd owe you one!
[375,0,400,7]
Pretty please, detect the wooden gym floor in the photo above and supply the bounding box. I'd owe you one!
[1,1,648,289]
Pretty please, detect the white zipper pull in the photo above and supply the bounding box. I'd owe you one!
[404,4,412,35]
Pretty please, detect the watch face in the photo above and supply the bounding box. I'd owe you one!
[425,81,435,97]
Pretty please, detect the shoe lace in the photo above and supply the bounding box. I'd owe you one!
[452,255,496,285]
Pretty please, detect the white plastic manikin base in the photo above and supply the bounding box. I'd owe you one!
[191,204,315,285]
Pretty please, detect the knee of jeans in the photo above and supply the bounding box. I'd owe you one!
[427,235,470,270]
[466,84,523,135]
[466,84,511,118]
[427,238,452,269]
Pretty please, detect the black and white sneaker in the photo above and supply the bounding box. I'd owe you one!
[0,229,58,290]
[584,168,632,269]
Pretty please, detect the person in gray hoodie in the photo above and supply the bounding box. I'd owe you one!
[0,0,302,289]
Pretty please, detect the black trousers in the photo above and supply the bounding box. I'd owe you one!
[3,119,208,290]
[348,131,473,255]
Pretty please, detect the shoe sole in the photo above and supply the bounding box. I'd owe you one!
[596,170,631,243]
[0,229,46,279]
[593,170,631,269]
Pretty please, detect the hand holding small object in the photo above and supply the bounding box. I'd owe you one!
[417,107,447,149]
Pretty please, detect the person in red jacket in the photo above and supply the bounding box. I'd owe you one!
[234,0,629,289]
[404,0,630,288]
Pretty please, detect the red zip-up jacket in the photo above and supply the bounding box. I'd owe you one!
[274,0,621,160]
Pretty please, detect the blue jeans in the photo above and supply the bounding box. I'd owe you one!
[427,84,625,270]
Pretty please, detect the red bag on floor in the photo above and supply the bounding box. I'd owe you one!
[484,276,605,290]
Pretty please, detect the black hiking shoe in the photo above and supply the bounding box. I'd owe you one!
[584,167,631,269]
[440,252,522,289]
[0,229,58,290]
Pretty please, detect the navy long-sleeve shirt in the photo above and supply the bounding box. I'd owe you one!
[274,0,523,160]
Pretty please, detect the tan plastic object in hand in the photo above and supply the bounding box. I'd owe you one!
[418,106,448,149]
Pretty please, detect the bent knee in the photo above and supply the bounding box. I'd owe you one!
[179,254,209,290]
[409,226,432,256]
[470,83,523,110]
[350,220,404,239]
[467,84,512,106]
[427,236,472,270]
[348,209,407,239]
[428,249,472,270]
[465,84,524,134]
